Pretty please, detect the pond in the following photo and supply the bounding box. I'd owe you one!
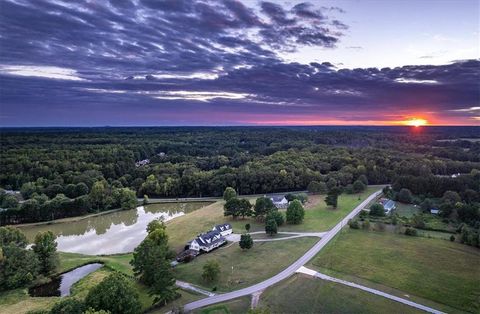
[29,263,103,297]
[20,202,209,255]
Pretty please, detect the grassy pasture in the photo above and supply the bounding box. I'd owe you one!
[258,274,425,314]
[308,229,480,313]
[174,237,317,292]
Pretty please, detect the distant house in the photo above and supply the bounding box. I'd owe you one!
[212,223,233,236]
[187,230,226,253]
[270,195,288,209]
[430,208,440,215]
[379,198,396,214]
[135,159,150,167]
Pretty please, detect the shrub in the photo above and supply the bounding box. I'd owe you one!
[348,219,359,229]
[202,260,221,282]
[404,227,417,236]
[265,218,278,235]
[376,222,386,231]
[239,234,253,250]
[51,298,86,314]
[362,219,370,230]
[369,204,385,217]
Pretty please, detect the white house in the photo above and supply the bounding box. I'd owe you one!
[270,195,288,209]
[212,223,233,236]
[187,230,226,253]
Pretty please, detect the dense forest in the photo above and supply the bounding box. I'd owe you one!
[0,127,479,227]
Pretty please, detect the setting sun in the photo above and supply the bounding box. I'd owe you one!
[404,118,428,127]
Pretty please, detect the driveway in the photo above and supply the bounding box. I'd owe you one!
[183,189,382,311]
[296,266,445,314]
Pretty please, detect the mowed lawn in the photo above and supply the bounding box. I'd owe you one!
[167,187,380,251]
[259,274,425,314]
[308,229,480,313]
[280,186,379,232]
[174,237,317,292]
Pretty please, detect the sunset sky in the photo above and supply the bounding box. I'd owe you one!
[0,0,479,126]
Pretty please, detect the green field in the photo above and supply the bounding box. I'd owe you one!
[279,187,378,232]
[166,187,379,252]
[308,229,480,313]
[174,237,317,292]
[258,274,425,314]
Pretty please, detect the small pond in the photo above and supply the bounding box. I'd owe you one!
[29,263,103,297]
[20,202,209,255]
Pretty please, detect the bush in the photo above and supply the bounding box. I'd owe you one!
[369,204,385,217]
[265,218,278,235]
[404,227,417,236]
[51,298,86,314]
[376,222,386,231]
[202,260,221,282]
[239,234,253,250]
[362,219,370,230]
[348,219,359,229]
[450,235,455,242]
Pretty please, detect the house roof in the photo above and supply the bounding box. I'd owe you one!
[270,195,286,203]
[196,230,224,246]
[380,199,395,210]
[214,223,232,231]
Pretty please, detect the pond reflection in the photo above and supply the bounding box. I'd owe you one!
[20,202,208,255]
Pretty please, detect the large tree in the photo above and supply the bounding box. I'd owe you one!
[224,198,252,219]
[265,218,278,235]
[286,200,305,224]
[131,221,177,305]
[254,197,276,220]
[223,187,237,201]
[85,272,141,314]
[33,231,59,275]
[325,187,342,208]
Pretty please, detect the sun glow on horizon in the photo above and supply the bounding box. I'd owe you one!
[404,118,428,127]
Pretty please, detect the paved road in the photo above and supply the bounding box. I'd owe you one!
[296,266,445,314]
[183,189,382,311]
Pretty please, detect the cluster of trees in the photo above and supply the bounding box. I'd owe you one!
[1,127,479,225]
[0,182,137,224]
[0,226,58,291]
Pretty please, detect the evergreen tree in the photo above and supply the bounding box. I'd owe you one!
[239,234,253,250]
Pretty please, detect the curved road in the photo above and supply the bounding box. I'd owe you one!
[184,189,382,312]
